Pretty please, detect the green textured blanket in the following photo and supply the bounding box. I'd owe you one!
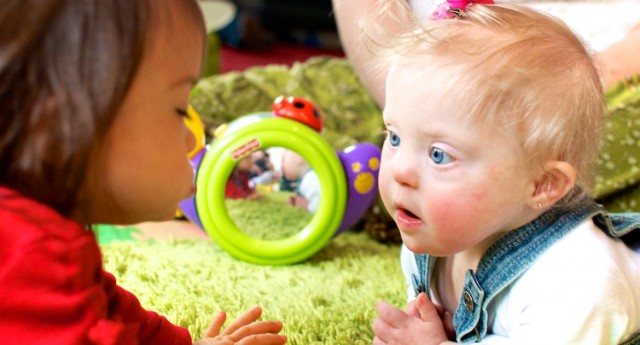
[100,231,405,344]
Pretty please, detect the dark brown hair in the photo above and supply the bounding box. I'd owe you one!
[0,0,205,219]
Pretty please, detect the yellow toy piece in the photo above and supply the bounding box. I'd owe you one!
[185,105,206,158]
[177,105,206,218]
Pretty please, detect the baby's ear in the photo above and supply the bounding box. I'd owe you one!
[530,161,577,209]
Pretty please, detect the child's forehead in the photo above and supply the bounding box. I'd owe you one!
[387,60,471,110]
[389,57,467,89]
[386,60,515,133]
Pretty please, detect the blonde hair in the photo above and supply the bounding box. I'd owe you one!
[368,2,605,198]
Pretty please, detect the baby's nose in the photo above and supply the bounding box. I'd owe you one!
[390,153,419,188]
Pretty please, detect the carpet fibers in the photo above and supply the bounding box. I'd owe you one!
[101,231,405,344]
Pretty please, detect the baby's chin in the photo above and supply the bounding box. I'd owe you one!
[401,237,430,255]
[402,237,454,257]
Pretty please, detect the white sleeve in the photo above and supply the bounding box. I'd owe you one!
[486,221,640,344]
[400,244,419,302]
[298,170,320,213]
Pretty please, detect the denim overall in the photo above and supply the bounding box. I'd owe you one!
[410,198,640,344]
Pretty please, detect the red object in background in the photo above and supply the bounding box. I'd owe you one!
[272,96,323,132]
[220,42,344,73]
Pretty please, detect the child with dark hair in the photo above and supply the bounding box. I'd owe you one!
[0,1,286,344]
[226,156,260,199]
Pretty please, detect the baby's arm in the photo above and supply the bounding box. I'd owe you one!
[194,306,286,345]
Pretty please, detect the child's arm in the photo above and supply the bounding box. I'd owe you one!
[599,22,640,89]
[331,0,407,107]
[194,306,287,345]
[0,224,192,344]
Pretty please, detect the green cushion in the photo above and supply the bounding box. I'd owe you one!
[593,75,640,212]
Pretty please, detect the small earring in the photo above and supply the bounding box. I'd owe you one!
[537,202,543,209]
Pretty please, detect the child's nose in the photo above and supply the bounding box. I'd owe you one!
[185,126,197,153]
[390,152,419,188]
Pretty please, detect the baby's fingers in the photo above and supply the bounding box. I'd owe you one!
[376,300,410,327]
[222,306,263,335]
[415,293,441,322]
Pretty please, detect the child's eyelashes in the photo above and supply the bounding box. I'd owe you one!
[176,107,191,119]
[430,147,454,165]
[384,129,454,165]
[384,129,401,147]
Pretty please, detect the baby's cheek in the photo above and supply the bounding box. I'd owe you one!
[425,194,481,243]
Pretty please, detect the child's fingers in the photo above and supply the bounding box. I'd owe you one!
[376,300,410,328]
[415,292,441,322]
[442,309,455,340]
[373,300,407,343]
[236,333,288,345]
[423,295,455,339]
[231,320,284,340]
[221,306,263,335]
[405,300,419,318]
[372,315,393,344]
[202,311,227,338]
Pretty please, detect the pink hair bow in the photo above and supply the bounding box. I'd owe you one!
[430,0,495,19]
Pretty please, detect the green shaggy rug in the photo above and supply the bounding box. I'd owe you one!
[99,229,405,344]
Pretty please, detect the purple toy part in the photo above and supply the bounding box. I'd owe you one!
[336,142,381,234]
[178,148,207,230]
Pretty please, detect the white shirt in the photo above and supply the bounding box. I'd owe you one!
[298,169,321,213]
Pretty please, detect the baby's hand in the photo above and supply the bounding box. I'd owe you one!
[194,306,287,345]
[405,295,455,340]
[372,293,450,345]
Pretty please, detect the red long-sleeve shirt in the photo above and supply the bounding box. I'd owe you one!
[225,169,255,199]
[0,187,192,344]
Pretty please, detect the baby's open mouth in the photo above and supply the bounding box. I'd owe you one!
[399,208,419,220]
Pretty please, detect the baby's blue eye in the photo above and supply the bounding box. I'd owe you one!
[387,131,401,147]
[430,147,453,165]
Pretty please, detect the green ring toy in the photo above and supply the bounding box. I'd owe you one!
[194,115,347,265]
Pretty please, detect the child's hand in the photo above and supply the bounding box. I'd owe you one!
[372,293,451,345]
[194,306,287,345]
[405,295,455,340]
[246,192,261,200]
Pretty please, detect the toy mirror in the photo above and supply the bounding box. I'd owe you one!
[179,97,380,265]
[223,147,318,241]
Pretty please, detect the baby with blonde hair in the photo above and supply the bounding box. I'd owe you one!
[368,1,640,344]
